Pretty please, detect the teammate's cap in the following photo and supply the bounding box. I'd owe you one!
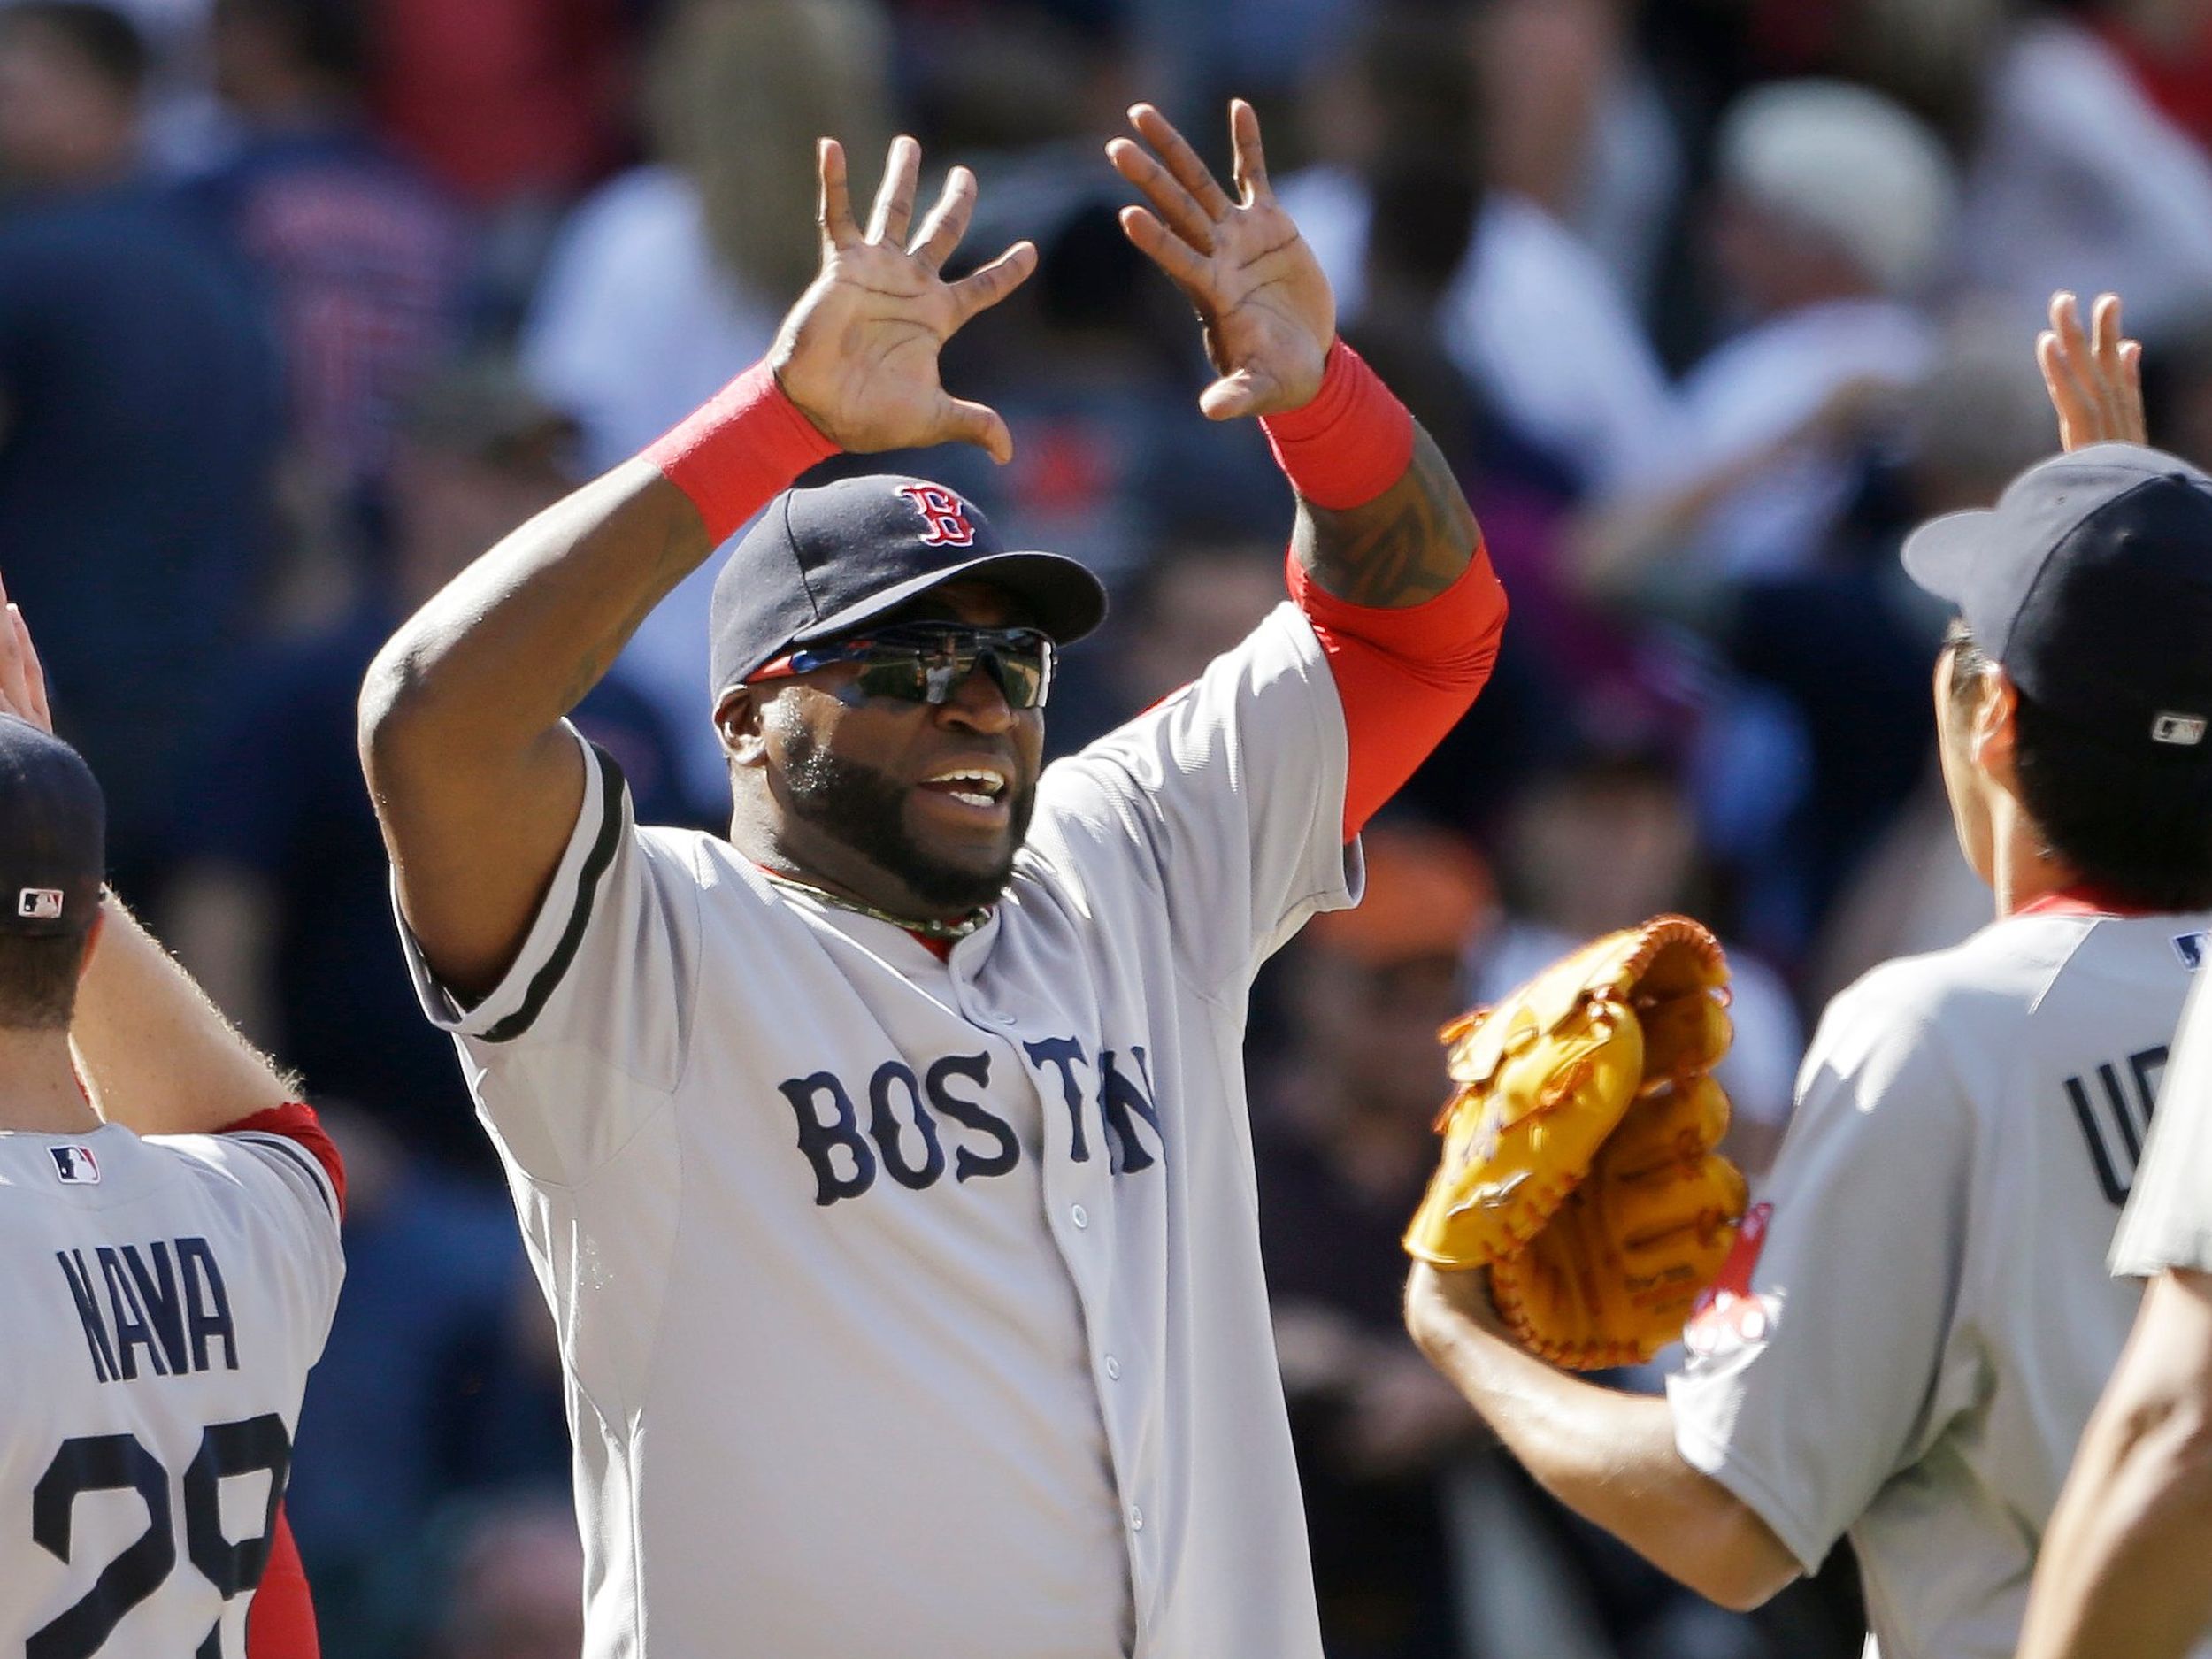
[707,475,1108,704]
[0,716,104,936]
[1902,442,2212,758]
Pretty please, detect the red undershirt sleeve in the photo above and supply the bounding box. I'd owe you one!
[217,1101,347,1218]
[247,1506,319,1659]
[1287,543,1508,841]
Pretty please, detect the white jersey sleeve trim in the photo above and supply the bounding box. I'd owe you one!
[2111,1225,2212,1279]
[224,1130,341,1227]
[396,722,628,1042]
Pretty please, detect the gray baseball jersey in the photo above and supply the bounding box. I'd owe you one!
[400,603,1356,1658]
[2112,950,2212,1276]
[1668,905,2212,1659]
[0,1120,342,1654]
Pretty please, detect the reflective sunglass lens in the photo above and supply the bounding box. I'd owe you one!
[838,628,1054,707]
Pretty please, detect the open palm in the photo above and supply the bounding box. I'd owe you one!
[2038,290,2147,452]
[772,136,1037,464]
[0,573,52,735]
[1108,100,1336,420]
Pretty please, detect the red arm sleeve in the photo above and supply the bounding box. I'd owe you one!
[247,1504,319,1659]
[218,1102,346,1218]
[1288,543,1508,841]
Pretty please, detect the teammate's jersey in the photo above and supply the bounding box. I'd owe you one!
[0,1116,343,1656]
[402,603,1355,1659]
[2112,952,2212,1276]
[1668,903,2212,1659]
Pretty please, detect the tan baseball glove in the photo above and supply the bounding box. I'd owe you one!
[1402,914,1748,1369]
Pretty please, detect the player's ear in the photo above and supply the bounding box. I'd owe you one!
[1969,666,2021,787]
[715,687,771,768]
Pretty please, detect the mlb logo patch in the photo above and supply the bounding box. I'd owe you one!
[2153,712,2208,747]
[2177,932,2210,972]
[49,1146,99,1185]
[17,887,63,922]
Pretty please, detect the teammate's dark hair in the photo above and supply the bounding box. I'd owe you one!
[1946,619,2212,910]
[0,3,149,96]
[0,931,90,1032]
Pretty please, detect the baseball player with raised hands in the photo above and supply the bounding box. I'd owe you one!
[1405,287,2212,1659]
[0,596,344,1656]
[361,102,1505,1658]
[2011,302,2212,1659]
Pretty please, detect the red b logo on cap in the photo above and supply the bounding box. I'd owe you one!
[898,485,977,549]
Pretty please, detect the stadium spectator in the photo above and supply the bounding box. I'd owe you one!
[0,0,283,896]
[430,1494,587,1659]
[1473,0,1684,315]
[167,357,694,1173]
[1710,313,2060,936]
[188,0,469,498]
[1575,80,1955,594]
[369,0,631,212]
[281,1106,563,1659]
[2081,0,2212,152]
[947,192,1252,593]
[1467,750,1805,1179]
[521,0,893,807]
[1256,823,1502,1658]
[1959,3,2212,336]
[1280,4,1673,495]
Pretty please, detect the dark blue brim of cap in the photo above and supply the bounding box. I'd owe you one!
[790,549,1109,649]
[1900,506,1991,614]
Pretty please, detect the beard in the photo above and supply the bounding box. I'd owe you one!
[781,726,1035,913]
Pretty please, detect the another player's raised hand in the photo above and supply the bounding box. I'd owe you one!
[1109,100,1335,421]
[0,574,52,735]
[2039,291,2147,452]
[772,136,1038,465]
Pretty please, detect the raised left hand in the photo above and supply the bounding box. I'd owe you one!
[0,574,53,734]
[1108,99,1335,420]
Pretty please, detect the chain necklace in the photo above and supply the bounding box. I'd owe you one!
[756,866,993,941]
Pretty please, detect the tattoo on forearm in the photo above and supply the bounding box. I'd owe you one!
[1294,426,1479,608]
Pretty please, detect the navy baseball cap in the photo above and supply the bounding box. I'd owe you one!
[0,716,104,936]
[708,475,1109,704]
[1902,442,2212,759]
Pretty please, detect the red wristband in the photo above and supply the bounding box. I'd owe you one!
[1259,340,1417,511]
[642,362,841,545]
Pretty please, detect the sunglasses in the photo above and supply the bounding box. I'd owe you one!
[748,623,1057,709]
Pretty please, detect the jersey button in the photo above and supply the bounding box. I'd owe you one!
[1104,1355,1121,1380]
[1129,1506,1144,1532]
[1071,1204,1089,1230]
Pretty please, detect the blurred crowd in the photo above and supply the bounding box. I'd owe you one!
[8,0,2212,1651]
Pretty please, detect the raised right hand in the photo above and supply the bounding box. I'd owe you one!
[2039,291,2147,452]
[0,573,53,735]
[771,136,1037,465]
